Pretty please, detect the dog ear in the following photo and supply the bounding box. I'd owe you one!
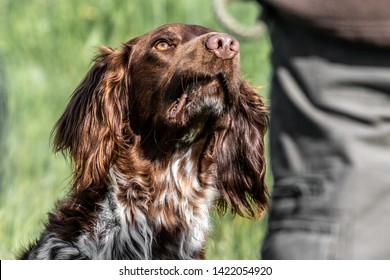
[213,82,269,218]
[52,45,132,190]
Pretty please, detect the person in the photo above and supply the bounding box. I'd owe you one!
[256,0,390,259]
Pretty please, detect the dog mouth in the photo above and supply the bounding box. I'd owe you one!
[168,75,224,119]
[169,91,189,119]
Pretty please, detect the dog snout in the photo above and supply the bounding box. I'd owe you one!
[206,33,240,60]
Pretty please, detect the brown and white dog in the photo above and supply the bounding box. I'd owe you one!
[21,23,268,259]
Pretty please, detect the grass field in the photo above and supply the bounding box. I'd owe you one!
[0,0,271,259]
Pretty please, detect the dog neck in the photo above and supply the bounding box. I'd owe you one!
[25,128,219,260]
[86,138,218,259]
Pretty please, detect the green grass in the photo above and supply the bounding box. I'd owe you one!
[0,0,270,259]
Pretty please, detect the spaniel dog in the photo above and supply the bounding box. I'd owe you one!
[21,23,268,260]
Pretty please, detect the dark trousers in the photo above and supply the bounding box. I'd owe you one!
[261,18,390,259]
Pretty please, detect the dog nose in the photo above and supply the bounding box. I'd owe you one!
[206,33,240,60]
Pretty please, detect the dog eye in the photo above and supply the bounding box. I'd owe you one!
[154,40,175,51]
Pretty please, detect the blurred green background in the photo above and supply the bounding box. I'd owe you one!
[0,0,271,259]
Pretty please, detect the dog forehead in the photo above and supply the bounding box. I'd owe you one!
[131,23,214,44]
[154,23,213,36]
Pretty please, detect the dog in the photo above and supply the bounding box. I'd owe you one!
[21,23,268,259]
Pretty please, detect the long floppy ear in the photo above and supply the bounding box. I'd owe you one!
[214,82,269,218]
[53,45,132,190]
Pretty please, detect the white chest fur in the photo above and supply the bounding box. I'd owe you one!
[77,148,217,259]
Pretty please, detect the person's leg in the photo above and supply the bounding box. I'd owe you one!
[261,19,390,259]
